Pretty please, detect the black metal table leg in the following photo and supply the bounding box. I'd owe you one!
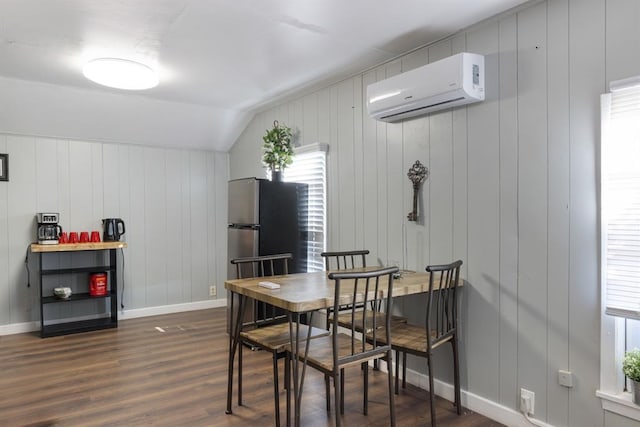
[226,293,247,415]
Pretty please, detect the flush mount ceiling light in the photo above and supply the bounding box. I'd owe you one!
[82,58,159,90]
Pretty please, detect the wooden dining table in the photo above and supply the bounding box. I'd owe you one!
[224,268,463,427]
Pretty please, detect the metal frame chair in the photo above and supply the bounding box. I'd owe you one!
[288,266,399,427]
[228,253,327,427]
[369,260,463,426]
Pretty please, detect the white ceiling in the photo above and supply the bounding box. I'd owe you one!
[0,0,529,151]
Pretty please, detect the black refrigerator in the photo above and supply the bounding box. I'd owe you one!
[227,177,308,279]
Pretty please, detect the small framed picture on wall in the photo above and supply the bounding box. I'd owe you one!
[0,154,8,181]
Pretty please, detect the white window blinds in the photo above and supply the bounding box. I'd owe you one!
[283,143,328,272]
[602,79,640,319]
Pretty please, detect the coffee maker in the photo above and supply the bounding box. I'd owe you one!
[36,213,62,245]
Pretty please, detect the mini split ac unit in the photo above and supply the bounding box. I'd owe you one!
[366,52,485,122]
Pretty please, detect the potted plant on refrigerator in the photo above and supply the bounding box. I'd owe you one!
[623,348,640,404]
[262,120,293,182]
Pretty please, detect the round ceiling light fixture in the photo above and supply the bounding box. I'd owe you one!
[83,58,159,90]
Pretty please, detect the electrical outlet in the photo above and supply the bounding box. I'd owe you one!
[520,388,535,416]
[558,370,573,388]
[209,285,217,297]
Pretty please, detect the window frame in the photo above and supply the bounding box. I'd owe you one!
[598,83,640,421]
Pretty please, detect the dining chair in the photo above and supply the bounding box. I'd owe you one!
[230,253,328,427]
[369,259,463,427]
[322,250,407,335]
[287,266,399,427]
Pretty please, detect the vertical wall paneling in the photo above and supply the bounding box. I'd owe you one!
[336,79,356,249]
[189,152,208,302]
[385,60,404,267]
[91,143,104,229]
[7,136,37,323]
[517,2,549,419]
[165,148,183,305]
[180,150,193,302]
[128,146,146,308]
[427,41,455,266]
[497,13,520,409]
[68,141,94,231]
[451,34,469,281]
[375,67,389,265]
[117,144,131,310]
[214,152,228,296]
[302,92,318,147]
[605,0,640,83]
[328,86,340,249]
[353,75,364,249]
[465,22,501,400]
[35,138,58,211]
[546,0,571,424]
[0,135,8,324]
[144,147,168,308]
[568,0,606,425]
[400,47,429,272]
[206,152,217,301]
[362,71,379,263]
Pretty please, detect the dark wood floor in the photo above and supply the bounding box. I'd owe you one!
[0,308,503,426]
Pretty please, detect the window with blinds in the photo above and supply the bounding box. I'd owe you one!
[282,143,328,272]
[602,77,640,320]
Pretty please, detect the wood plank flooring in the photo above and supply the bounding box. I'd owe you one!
[0,308,504,426]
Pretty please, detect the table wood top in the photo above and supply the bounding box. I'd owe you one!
[225,268,463,313]
[30,242,128,252]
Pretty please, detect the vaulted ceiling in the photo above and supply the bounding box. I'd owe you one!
[0,0,529,151]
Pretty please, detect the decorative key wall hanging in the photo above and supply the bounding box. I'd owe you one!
[407,160,428,221]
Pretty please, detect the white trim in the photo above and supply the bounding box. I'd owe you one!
[0,321,40,335]
[0,299,228,336]
[119,299,227,320]
[597,390,640,421]
[293,142,328,155]
[375,360,553,427]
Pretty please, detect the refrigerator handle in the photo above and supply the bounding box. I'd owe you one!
[228,223,260,230]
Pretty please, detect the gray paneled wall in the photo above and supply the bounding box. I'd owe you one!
[229,0,640,425]
[0,134,228,326]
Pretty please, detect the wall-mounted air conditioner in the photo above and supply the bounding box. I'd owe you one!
[366,52,485,122]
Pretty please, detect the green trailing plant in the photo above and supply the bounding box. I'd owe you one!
[262,120,293,172]
[623,349,640,382]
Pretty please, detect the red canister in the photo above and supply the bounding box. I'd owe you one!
[89,272,107,296]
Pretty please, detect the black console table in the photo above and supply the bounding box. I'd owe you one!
[31,242,127,338]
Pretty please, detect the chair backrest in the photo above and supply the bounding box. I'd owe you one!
[321,250,369,271]
[425,260,463,348]
[230,253,292,279]
[328,266,399,366]
[230,253,292,327]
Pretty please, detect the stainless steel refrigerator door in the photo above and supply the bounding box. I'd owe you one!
[227,227,259,279]
[228,178,259,225]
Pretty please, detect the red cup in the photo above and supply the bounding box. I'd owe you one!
[80,231,89,243]
[58,232,68,244]
[90,231,101,242]
[68,232,79,244]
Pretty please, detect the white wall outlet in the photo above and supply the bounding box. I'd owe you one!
[520,388,535,416]
[209,285,217,297]
[558,369,573,387]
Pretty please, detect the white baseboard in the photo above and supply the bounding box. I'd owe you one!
[119,298,227,320]
[0,299,228,336]
[380,361,554,427]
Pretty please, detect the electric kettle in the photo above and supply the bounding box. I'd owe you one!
[102,218,125,241]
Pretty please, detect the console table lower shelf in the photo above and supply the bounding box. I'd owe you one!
[31,242,127,338]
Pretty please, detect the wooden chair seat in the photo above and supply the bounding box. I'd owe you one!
[367,322,453,353]
[333,311,407,333]
[287,333,378,372]
[241,323,329,352]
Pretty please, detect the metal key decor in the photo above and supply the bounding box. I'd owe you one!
[407,160,428,221]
